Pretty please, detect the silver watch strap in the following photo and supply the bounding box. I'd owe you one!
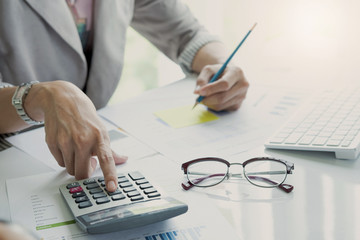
[12,81,44,125]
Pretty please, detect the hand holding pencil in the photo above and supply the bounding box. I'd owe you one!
[192,23,257,111]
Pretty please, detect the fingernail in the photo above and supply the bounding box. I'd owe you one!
[194,85,200,93]
[107,180,116,191]
[199,89,206,96]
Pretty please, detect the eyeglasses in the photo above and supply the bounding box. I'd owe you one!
[181,157,294,193]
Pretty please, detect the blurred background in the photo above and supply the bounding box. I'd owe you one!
[109,0,360,105]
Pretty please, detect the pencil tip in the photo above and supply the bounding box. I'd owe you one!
[251,23,257,31]
[192,102,198,110]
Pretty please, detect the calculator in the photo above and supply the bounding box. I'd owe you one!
[59,171,188,234]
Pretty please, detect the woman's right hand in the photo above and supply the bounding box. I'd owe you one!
[25,81,127,192]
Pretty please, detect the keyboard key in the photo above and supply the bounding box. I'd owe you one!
[284,133,303,144]
[341,140,352,147]
[298,136,315,145]
[269,137,285,144]
[326,139,341,146]
[312,137,328,146]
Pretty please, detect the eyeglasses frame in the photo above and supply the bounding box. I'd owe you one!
[181,157,294,193]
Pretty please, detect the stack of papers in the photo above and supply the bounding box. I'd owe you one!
[6,155,241,240]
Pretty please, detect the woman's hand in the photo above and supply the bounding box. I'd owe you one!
[194,64,249,111]
[25,81,127,192]
[191,42,249,111]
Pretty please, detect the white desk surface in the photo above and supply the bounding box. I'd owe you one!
[2,0,360,237]
[100,78,360,240]
[2,79,359,240]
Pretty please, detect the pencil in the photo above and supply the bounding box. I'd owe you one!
[192,22,257,109]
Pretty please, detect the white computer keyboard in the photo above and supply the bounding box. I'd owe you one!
[265,85,360,159]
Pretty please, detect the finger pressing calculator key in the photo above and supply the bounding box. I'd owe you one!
[59,171,188,234]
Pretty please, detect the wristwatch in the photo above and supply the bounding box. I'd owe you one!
[12,81,43,125]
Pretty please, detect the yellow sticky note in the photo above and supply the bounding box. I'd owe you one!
[154,105,219,128]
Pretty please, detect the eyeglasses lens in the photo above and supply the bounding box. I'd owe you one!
[187,160,228,187]
[244,160,287,187]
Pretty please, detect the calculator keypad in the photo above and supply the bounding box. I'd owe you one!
[65,171,161,209]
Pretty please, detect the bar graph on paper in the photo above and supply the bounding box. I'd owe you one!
[144,226,206,240]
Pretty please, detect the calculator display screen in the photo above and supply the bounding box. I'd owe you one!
[78,199,173,226]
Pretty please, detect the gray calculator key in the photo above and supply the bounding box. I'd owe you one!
[78,201,92,209]
[128,171,144,180]
[111,194,126,201]
[147,193,161,198]
[106,189,122,196]
[118,178,129,184]
[130,195,144,201]
[75,196,89,203]
[122,187,136,193]
[72,191,86,198]
[98,177,105,182]
[127,191,141,198]
[143,188,157,194]
[119,182,132,188]
[86,183,100,190]
[59,171,189,234]
[83,179,96,185]
[136,179,149,185]
[66,182,80,189]
[89,188,103,194]
[96,197,110,204]
[117,174,126,179]
[139,183,152,190]
[93,193,107,199]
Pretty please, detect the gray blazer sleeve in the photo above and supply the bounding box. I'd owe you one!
[0,71,15,151]
[130,0,220,73]
[0,72,13,88]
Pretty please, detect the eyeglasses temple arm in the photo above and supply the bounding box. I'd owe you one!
[181,181,195,191]
[248,176,294,193]
[181,173,226,191]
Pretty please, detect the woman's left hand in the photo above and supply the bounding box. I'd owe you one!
[194,64,249,111]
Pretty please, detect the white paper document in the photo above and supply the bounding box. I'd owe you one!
[99,78,310,163]
[0,147,53,221]
[7,155,241,240]
[6,118,156,171]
